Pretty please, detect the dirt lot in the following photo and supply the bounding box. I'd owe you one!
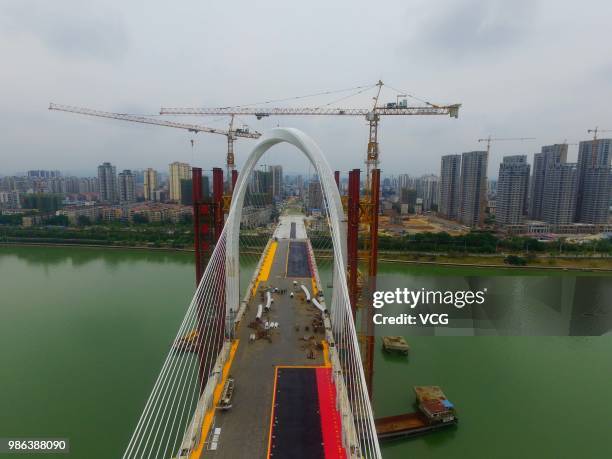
[379,214,469,236]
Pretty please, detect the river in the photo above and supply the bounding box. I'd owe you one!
[0,246,611,458]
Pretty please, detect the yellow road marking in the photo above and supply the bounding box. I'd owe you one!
[252,241,278,296]
[321,340,331,368]
[189,339,240,459]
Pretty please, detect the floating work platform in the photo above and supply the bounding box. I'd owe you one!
[382,336,410,355]
[376,385,457,440]
[375,412,457,439]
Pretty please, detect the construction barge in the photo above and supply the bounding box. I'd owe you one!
[376,386,458,440]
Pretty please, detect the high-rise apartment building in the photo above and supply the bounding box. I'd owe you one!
[458,151,488,227]
[296,175,304,195]
[250,169,273,196]
[575,139,611,223]
[79,177,99,194]
[307,179,323,211]
[439,154,462,219]
[118,170,136,204]
[143,168,158,201]
[529,144,568,219]
[270,165,283,200]
[420,175,439,211]
[63,177,80,194]
[578,166,611,224]
[98,162,117,203]
[496,155,530,226]
[396,174,415,196]
[169,162,191,202]
[542,163,578,225]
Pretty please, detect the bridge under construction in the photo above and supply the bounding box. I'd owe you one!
[182,215,341,458]
[121,129,381,459]
[49,83,462,459]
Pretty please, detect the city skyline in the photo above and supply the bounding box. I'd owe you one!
[2,0,612,177]
[3,136,611,181]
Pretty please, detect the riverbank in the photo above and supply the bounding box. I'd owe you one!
[2,240,612,272]
[379,254,612,271]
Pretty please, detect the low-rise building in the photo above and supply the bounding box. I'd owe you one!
[0,191,21,209]
[58,205,99,224]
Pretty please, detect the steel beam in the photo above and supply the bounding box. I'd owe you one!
[365,168,380,400]
[212,167,225,242]
[347,169,360,320]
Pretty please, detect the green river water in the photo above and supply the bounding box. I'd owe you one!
[1,246,611,458]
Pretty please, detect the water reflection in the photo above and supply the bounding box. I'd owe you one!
[0,246,194,269]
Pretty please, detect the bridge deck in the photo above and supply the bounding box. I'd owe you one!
[201,230,338,458]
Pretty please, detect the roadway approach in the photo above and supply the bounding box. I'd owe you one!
[192,214,345,459]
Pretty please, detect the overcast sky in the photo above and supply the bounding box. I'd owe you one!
[1,0,611,178]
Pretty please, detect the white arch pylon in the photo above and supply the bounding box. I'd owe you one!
[203,127,381,458]
[222,127,347,324]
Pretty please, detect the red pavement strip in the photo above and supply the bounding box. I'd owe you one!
[316,367,347,459]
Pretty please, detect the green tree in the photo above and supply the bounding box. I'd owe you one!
[77,215,92,226]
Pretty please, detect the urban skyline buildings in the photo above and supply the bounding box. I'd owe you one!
[4,135,611,233]
[496,155,530,226]
[97,162,117,203]
[420,174,439,212]
[27,170,61,179]
[307,177,323,211]
[143,168,158,201]
[169,162,191,202]
[439,154,461,220]
[457,151,488,227]
[542,163,578,225]
[576,139,612,224]
[270,165,283,201]
[118,170,135,204]
[529,144,568,220]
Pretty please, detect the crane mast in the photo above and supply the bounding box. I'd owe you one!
[365,80,384,187]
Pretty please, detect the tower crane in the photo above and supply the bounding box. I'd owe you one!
[477,136,536,155]
[588,127,612,141]
[49,103,261,189]
[160,80,461,187]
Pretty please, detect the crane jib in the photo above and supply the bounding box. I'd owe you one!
[159,105,461,118]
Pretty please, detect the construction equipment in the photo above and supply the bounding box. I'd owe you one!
[160,80,460,184]
[49,103,261,189]
[588,127,612,141]
[477,136,536,154]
